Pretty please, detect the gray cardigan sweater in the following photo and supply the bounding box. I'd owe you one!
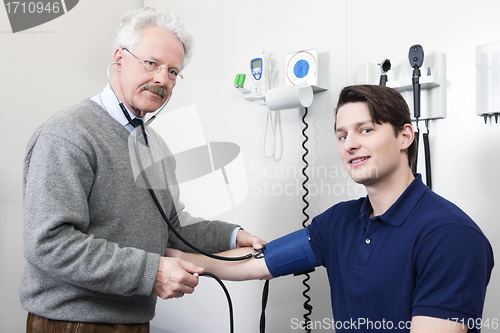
[20,99,237,323]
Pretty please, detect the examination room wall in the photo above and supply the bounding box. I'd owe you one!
[0,1,498,333]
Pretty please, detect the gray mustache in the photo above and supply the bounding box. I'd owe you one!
[141,84,167,98]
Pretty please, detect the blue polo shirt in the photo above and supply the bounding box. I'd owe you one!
[307,174,493,332]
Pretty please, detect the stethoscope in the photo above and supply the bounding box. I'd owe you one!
[107,61,269,332]
[105,61,281,333]
[106,61,262,262]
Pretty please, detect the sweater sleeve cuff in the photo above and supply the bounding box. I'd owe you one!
[137,252,161,296]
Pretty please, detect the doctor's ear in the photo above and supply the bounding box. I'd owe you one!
[113,48,124,68]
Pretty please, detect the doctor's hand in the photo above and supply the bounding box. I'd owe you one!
[153,256,204,300]
[235,229,267,249]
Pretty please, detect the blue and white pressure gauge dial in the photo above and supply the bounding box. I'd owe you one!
[285,48,318,86]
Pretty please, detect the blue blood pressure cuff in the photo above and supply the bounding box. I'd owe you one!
[264,228,320,277]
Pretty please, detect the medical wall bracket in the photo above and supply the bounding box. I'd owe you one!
[357,52,446,121]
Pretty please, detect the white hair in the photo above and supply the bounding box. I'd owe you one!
[113,7,193,68]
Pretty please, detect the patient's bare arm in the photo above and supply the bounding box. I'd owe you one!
[164,247,272,281]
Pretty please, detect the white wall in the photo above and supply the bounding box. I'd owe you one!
[1,0,498,332]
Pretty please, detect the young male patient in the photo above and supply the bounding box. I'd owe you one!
[167,84,493,333]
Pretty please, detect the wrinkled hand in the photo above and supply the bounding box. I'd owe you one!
[236,229,267,249]
[153,256,204,300]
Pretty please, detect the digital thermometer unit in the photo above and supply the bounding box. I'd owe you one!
[250,57,267,97]
[251,57,264,80]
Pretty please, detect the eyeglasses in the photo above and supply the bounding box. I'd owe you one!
[122,47,184,83]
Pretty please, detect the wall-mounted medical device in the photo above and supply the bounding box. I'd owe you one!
[357,52,446,121]
[357,46,443,190]
[285,48,318,86]
[234,52,271,104]
[476,41,500,124]
[378,59,391,86]
[250,56,268,97]
[266,48,327,111]
[234,49,327,110]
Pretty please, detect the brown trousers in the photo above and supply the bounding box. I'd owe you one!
[27,313,150,333]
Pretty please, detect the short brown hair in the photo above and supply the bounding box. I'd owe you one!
[334,84,417,167]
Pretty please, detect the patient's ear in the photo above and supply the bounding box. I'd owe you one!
[400,123,414,150]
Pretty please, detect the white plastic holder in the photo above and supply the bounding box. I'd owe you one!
[239,74,274,105]
[476,41,500,119]
[265,84,327,111]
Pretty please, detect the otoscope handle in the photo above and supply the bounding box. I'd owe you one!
[412,68,421,119]
[379,74,388,86]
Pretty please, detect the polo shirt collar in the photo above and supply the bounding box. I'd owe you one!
[359,174,429,227]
